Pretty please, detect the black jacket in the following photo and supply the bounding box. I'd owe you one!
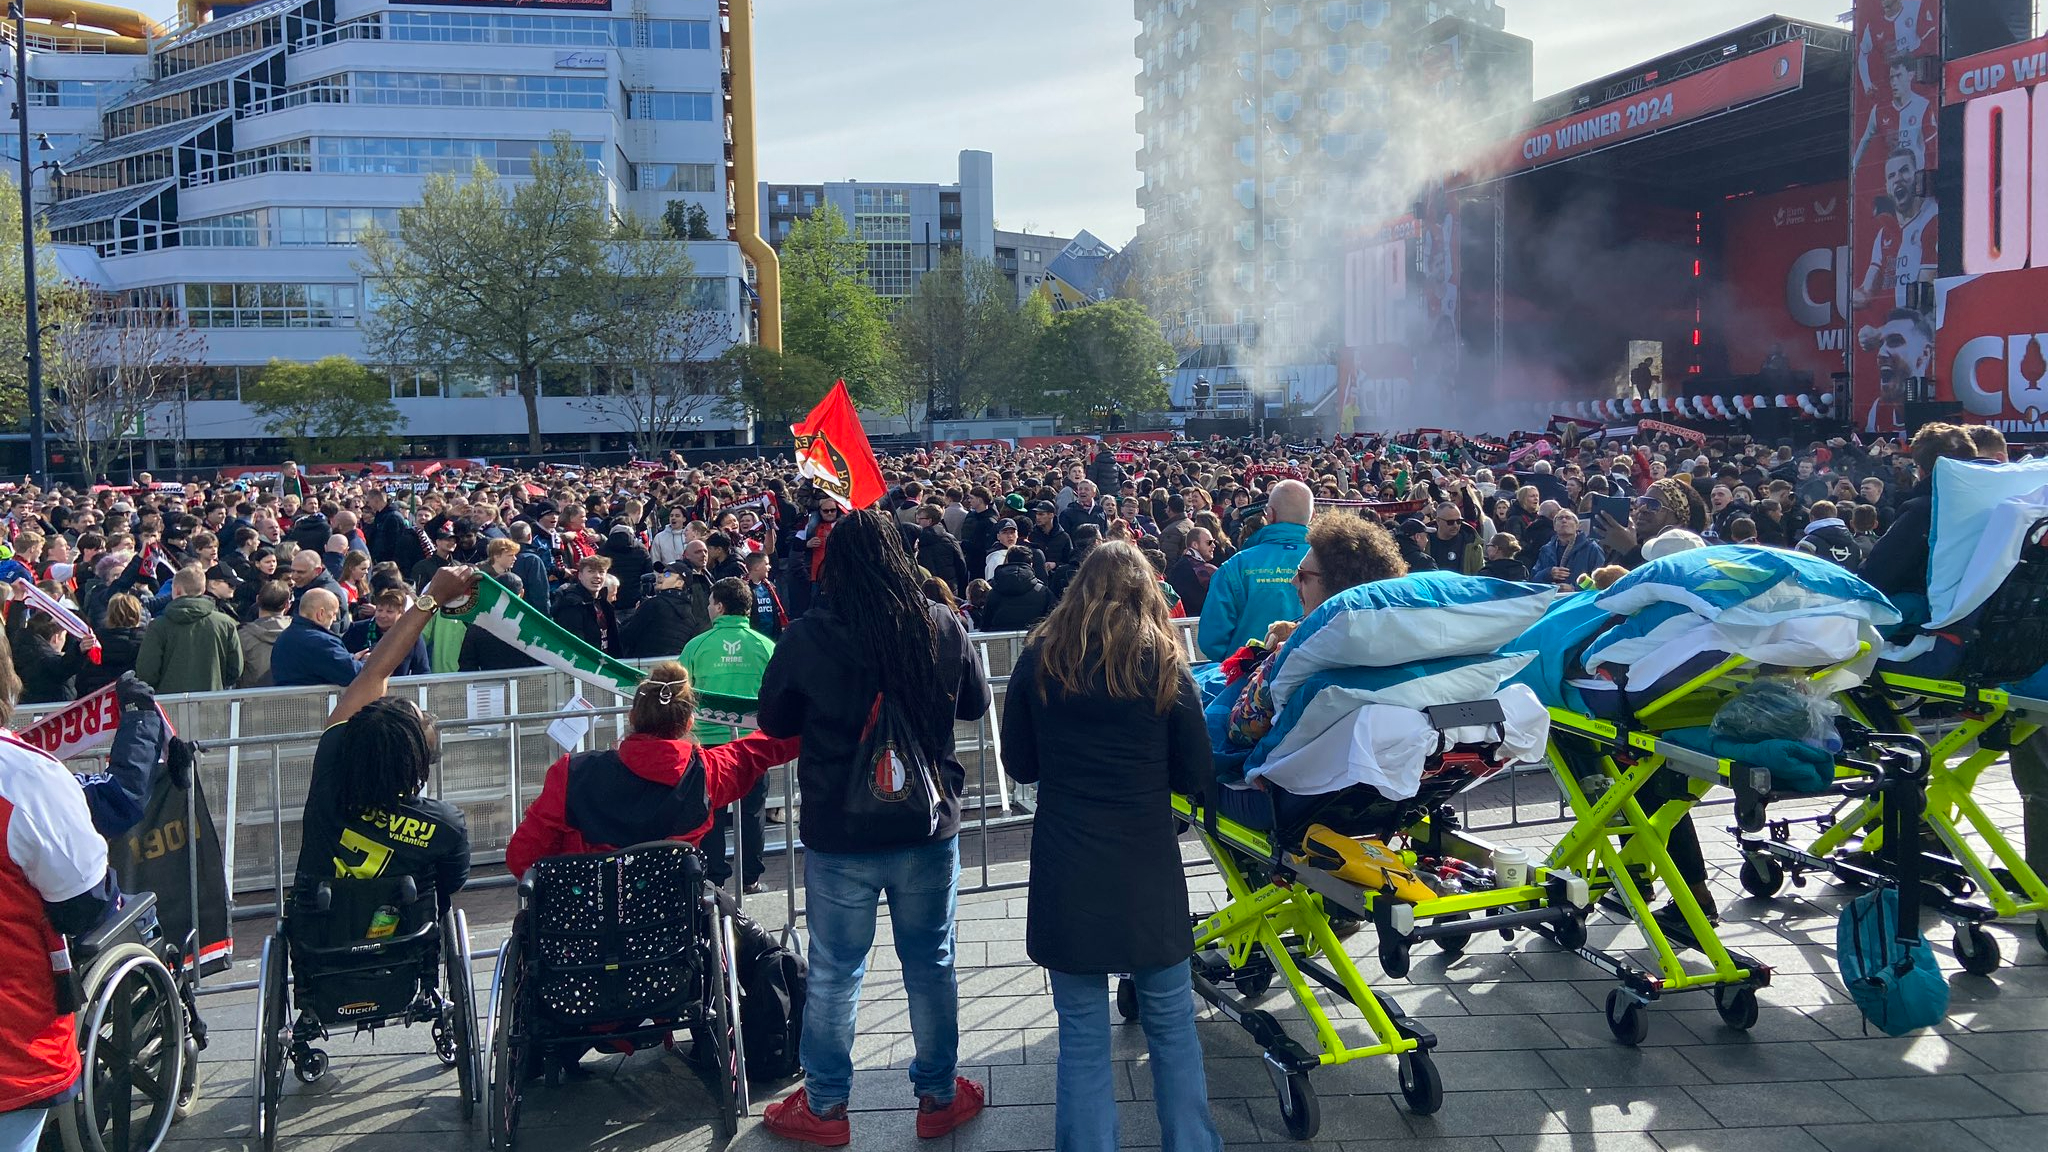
[916,526,971,595]
[976,564,1052,632]
[1478,558,1531,583]
[600,537,653,614]
[77,626,147,698]
[959,508,1001,572]
[1399,540,1439,572]
[551,582,618,656]
[459,625,539,672]
[288,513,333,554]
[619,578,711,658]
[1860,480,1934,598]
[1028,524,1073,572]
[16,633,88,703]
[1000,644,1208,973]
[1796,519,1861,570]
[757,598,990,855]
[366,505,425,573]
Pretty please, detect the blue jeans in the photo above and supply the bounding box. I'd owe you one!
[0,1108,46,1152]
[800,837,960,1112]
[1048,965,1222,1152]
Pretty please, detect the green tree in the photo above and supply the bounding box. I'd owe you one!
[360,132,617,454]
[577,217,733,458]
[244,357,401,462]
[888,252,1048,421]
[779,203,892,406]
[663,200,715,241]
[715,344,831,443]
[1017,299,1174,426]
[0,173,73,425]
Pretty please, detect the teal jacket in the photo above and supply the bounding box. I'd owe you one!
[680,615,775,745]
[1197,521,1308,659]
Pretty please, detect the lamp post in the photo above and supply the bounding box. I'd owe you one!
[9,1,47,488]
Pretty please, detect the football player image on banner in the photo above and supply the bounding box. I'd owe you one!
[1849,0,1942,433]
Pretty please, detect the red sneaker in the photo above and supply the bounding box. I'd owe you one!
[761,1088,850,1147]
[915,1077,986,1139]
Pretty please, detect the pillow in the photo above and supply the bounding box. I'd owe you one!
[1249,652,1535,772]
[1268,572,1555,707]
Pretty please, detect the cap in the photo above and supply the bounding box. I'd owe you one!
[530,501,559,518]
[1004,493,1027,511]
[608,523,635,539]
[1398,517,1428,536]
[434,524,456,540]
[1030,500,1057,514]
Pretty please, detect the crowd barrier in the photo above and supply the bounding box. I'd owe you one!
[21,618,1575,927]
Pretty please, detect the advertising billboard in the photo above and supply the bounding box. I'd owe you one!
[1720,181,1852,385]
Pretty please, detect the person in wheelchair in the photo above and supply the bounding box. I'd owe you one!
[1210,512,1408,841]
[0,635,119,1151]
[294,566,480,922]
[502,661,799,879]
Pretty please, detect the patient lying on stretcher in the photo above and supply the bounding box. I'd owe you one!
[1204,514,1554,894]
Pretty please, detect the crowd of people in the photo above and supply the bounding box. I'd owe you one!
[0,418,2035,1150]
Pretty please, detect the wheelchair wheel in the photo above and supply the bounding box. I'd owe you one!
[704,897,749,1139]
[251,933,288,1152]
[485,935,525,1151]
[444,909,481,1122]
[58,943,186,1152]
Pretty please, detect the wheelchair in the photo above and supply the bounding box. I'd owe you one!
[485,840,748,1149]
[50,891,204,1152]
[251,875,481,1151]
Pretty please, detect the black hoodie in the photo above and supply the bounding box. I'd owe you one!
[977,564,1052,632]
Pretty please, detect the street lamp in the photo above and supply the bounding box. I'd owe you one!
[8,3,51,487]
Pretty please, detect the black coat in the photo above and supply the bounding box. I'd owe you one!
[1860,480,1934,598]
[600,537,653,614]
[459,626,539,672]
[915,526,971,595]
[16,633,89,704]
[976,564,1051,632]
[1000,644,1209,974]
[959,509,1000,572]
[77,626,147,698]
[551,582,618,656]
[619,580,710,658]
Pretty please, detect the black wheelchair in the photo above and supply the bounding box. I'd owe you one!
[251,875,481,1150]
[50,891,204,1152]
[485,841,747,1149]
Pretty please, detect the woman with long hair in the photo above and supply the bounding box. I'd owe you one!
[758,507,993,1144]
[1000,541,1222,1152]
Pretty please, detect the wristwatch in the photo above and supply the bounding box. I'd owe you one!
[414,593,439,614]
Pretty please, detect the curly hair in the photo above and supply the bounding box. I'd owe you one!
[1307,512,1407,593]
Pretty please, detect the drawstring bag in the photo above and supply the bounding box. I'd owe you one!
[1836,888,1949,1037]
[844,693,943,846]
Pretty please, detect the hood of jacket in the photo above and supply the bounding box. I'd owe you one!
[242,616,289,647]
[1240,520,1309,552]
[164,596,219,625]
[991,564,1042,595]
[616,732,701,785]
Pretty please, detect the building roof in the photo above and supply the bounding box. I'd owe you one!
[106,48,281,114]
[63,112,231,173]
[159,0,300,52]
[44,179,175,232]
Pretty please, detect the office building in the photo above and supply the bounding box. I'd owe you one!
[7,0,752,469]
[1131,0,1530,410]
[760,149,995,300]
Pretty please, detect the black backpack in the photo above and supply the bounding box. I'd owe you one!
[733,913,806,1084]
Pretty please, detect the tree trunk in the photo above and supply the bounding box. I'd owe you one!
[521,365,543,455]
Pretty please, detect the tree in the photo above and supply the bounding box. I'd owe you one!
[779,203,893,406]
[716,344,831,443]
[0,174,70,425]
[360,132,617,454]
[244,357,401,462]
[1017,299,1174,426]
[888,252,1048,421]
[44,298,205,482]
[577,226,735,458]
[662,200,714,241]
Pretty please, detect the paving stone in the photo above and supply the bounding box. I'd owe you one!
[1536,1085,1718,1132]
[1681,1081,1862,1127]
[1663,1006,1836,1045]
[1971,1070,2048,1112]
[1451,980,1602,1016]
[1827,1074,2020,1122]
[1538,1046,1702,1088]
[1651,1126,1830,1152]
[1431,1049,1568,1092]
[1805,1034,1997,1077]
[1959,1115,2048,1152]
[1806,1119,2000,1152]
[1676,1041,1854,1084]
[1399,1089,1559,1138]
[1952,1031,2048,1071]
[1419,1015,1566,1053]
[1494,1135,1665,1152]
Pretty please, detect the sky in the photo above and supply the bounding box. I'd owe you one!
[106,0,1861,246]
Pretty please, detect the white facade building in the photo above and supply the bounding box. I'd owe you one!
[11,0,751,470]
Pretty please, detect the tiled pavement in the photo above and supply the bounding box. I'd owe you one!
[164,774,2048,1151]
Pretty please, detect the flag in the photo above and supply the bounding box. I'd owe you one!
[791,380,885,510]
[445,576,757,730]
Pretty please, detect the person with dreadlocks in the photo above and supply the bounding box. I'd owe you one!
[292,565,480,922]
[757,505,992,1146]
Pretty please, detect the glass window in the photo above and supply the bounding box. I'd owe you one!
[633,163,719,193]
[628,91,714,121]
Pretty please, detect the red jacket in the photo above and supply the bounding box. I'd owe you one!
[504,730,797,877]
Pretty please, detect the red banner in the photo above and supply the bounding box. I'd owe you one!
[1945,32,2048,103]
[1934,267,2048,432]
[1721,181,1852,386]
[1848,0,1942,433]
[1495,41,1806,178]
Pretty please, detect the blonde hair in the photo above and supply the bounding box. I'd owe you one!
[105,593,144,629]
[1027,541,1187,714]
[628,662,697,739]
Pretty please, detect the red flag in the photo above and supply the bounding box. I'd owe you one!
[791,380,885,510]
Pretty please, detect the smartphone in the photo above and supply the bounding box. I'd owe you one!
[1590,494,1632,528]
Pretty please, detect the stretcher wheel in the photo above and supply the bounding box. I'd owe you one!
[1554,914,1588,951]
[1378,940,1411,980]
[1739,856,1786,899]
[1278,1072,1319,1140]
[1713,986,1759,1031]
[1398,1051,1443,1115]
[1604,989,1649,1046]
[2034,919,2047,958]
[1954,925,2002,977]
[1234,969,1274,998]
[1115,978,1137,1022]
[1436,913,1472,958]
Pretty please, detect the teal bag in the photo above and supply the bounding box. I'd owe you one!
[1836,888,1949,1037]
